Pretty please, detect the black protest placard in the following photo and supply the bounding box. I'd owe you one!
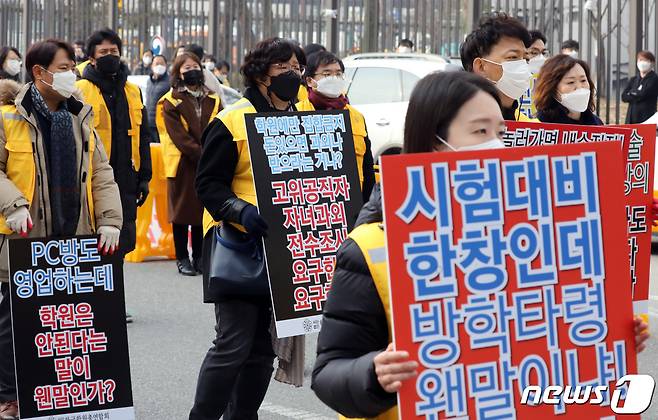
[8,235,134,420]
[246,110,364,338]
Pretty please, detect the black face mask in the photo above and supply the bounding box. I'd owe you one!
[95,54,121,75]
[268,70,301,102]
[182,69,204,86]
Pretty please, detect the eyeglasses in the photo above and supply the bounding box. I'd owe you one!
[313,71,345,78]
[271,63,305,75]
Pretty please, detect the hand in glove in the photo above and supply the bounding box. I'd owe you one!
[6,206,32,237]
[240,205,269,238]
[136,180,150,207]
[97,225,120,255]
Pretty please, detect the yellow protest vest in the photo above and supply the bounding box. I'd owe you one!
[339,222,398,420]
[76,60,89,76]
[297,84,309,101]
[76,79,144,171]
[516,107,539,122]
[295,99,368,187]
[0,105,96,234]
[202,98,258,235]
[156,90,221,178]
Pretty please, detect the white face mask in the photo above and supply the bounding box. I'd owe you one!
[398,47,412,53]
[143,56,152,66]
[4,59,21,76]
[528,54,546,74]
[637,60,652,73]
[40,67,77,98]
[315,76,347,98]
[204,62,216,72]
[566,51,578,58]
[153,65,167,76]
[482,58,531,100]
[558,88,590,113]
[436,135,506,152]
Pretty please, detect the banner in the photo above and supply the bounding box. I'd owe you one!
[381,142,637,419]
[246,110,363,338]
[9,236,134,420]
[611,123,656,318]
[503,121,656,317]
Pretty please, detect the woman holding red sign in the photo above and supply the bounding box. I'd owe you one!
[311,70,650,420]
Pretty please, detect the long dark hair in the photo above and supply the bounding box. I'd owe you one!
[403,71,502,154]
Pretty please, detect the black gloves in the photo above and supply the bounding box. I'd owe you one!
[136,180,150,207]
[240,205,269,238]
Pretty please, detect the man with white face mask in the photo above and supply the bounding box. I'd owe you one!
[296,51,375,202]
[560,40,580,58]
[460,12,538,122]
[622,50,658,124]
[0,39,122,420]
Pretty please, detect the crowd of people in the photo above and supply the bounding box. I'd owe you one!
[0,10,654,420]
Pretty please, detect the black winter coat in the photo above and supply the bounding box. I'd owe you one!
[146,72,170,129]
[311,183,396,418]
[622,71,658,124]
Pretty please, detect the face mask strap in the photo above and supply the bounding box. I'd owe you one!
[435,134,457,151]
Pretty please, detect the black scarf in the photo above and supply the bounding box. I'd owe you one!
[30,85,80,236]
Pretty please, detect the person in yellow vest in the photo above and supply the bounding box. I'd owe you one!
[460,12,539,122]
[297,51,375,201]
[312,71,651,419]
[0,39,122,420]
[190,37,306,420]
[159,52,222,276]
[76,28,152,323]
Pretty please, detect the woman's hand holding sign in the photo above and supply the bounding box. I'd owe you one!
[374,343,419,393]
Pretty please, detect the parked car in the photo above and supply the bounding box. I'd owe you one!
[343,53,460,160]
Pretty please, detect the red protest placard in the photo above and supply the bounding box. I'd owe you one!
[503,121,655,318]
[610,123,656,318]
[380,142,637,419]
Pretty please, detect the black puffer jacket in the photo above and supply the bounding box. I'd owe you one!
[312,183,396,418]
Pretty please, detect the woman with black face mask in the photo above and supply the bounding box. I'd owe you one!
[157,52,222,277]
[190,37,306,420]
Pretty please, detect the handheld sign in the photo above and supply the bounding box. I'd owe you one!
[246,110,364,338]
[381,142,638,419]
[9,236,134,420]
[504,121,656,319]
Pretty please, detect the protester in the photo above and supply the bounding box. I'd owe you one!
[202,55,218,76]
[146,54,170,142]
[396,38,414,53]
[622,50,658,124]
[460,12,536,121]
[303,43,326,58]
[160,52,221,276]
[191,37,306,420]
[526,30,548,74]
[133,49,153,75]
[0,39,122,420]
[77,28,152,323]
[216,59,231,87]
[311,70,651,419]
[534,54,603,125]
[561,39,580,57]
[73,40,87,64]
[297,51,375,202]
[184,44,223,97]
[0,47,22,82]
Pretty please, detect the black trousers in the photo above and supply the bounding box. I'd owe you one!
[173,224,203,262]
[0,283,16,402]
[189,298,275,420]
